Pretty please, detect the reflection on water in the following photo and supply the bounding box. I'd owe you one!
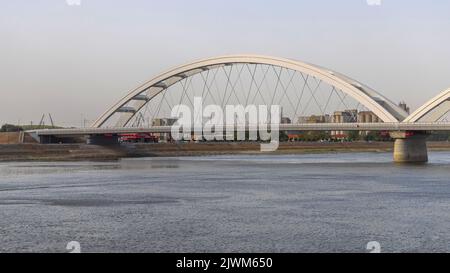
[0,152,449,253]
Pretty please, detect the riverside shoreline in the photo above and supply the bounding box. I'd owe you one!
[1,141,450,162]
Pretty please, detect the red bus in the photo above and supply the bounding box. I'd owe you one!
[119,133,159,143]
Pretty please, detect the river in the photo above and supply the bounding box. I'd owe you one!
[1,152,450,253]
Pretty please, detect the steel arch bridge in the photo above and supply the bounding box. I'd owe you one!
[92,55,412,128]
[34,55,450,163]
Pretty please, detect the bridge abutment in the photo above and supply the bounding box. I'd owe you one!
[391,131,429,163]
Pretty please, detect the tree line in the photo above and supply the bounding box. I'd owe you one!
[0,124,62,132]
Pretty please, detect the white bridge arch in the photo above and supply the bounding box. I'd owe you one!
[92,55,409,128]
[404,88,450,123]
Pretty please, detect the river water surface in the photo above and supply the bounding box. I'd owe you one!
[1,152,450,253]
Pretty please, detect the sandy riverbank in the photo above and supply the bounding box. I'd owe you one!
[0,141,450,162]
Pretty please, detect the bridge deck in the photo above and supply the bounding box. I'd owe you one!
[32,123,450,137]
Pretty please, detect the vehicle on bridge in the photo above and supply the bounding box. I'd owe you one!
[119,133,159,143]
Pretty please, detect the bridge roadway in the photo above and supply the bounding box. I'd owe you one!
[32,122,450,137]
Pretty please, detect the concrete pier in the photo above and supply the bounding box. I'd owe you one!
[391,131,429,163]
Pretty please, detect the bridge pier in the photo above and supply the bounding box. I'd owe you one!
[390,131,429,163]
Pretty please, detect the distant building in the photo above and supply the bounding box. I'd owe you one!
[398,101,410,114]
[297,116,309,124]
[152,118,178,127]
[281,117,292,124]
[289,115,329,141]
[357,111,381,123]
[357,111,382,136]
[298,114,331,124]
[332,110,357,123]
[152,118,178,141]
[331,110,357,138]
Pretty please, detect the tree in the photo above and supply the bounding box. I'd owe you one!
[347,131,360,141]
[0,124,23,132]
[279,131,289,142]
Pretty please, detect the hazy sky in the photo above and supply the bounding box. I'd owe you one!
[1,0,449,126]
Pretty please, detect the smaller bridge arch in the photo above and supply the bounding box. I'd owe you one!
[404,88,450,122]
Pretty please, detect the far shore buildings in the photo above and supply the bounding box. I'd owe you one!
[331,110,383,138]
[290,102,410,140]
[331,110,357,138]
[154,102,410,142]
[298,114,331,124]
[281,117,292,124]
[289,109,379,140]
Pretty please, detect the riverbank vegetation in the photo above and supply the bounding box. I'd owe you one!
[0,124,62,132]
